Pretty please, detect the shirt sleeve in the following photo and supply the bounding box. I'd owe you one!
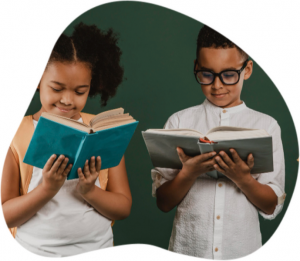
[257,121,286,220]
[9,140,19,165]
[151,168,180,197]
[151,113,181,197]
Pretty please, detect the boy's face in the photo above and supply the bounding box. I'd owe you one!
[195,47,253,108]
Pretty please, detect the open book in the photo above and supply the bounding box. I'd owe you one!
[142,126,273,178]
[42,108,136,133]
[24,108,138,180]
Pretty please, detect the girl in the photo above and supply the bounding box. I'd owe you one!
[1,23,132,257]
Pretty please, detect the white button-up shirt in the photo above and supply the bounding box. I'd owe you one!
[151,99,286,260]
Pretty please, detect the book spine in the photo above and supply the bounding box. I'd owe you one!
[67,135,87,180]
[197,141,219,179]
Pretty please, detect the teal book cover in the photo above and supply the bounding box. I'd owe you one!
[23,116,138,180]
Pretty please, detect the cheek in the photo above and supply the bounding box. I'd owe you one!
[75,94,89,109]
[201,86,210,96]
[40,88,58,105]
[225,87,242,101]
[232,83,243,95]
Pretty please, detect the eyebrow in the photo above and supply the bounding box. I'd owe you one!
[199,66,238,71]
[50,81,89,88]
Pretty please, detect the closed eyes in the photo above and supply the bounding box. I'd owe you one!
[50,87,86,95]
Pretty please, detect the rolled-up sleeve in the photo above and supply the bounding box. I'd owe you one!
[151,167,180,197]
[257,121,286,220]
[151,114,180,197]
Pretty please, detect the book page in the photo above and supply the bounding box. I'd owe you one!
[92,114,132,129]
[90,108,124,126]
[206,126,261,135]
[41,112,91,133]
[207,128,270,141]
[92,119,136,132]
[145,127,269,141]
[145,129,205,137]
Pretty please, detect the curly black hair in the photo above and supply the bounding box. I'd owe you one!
[196,25,248,60]
[46,22,124,106]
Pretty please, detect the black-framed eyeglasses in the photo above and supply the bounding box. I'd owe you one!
[194,59,249,85]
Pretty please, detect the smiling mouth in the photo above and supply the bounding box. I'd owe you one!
[54,105,73,112]
[212,93,228,98]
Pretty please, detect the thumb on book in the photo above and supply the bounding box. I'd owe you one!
[246,153,254,170]
[177,147,189,163]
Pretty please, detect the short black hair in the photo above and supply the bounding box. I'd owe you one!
[196,25,248,60]
[45,22,124,106]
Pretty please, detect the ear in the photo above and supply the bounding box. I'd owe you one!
[194,59,198,70]
[244,60,253,80]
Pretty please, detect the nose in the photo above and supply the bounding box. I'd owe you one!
[60,91,73,106]
[212,75,223,90]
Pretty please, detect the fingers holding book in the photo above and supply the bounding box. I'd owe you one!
[177,147,217,178]
[176,147,192,163]
[76,156,102,195]
[57,157,71,177]
[42,154,72,193]
[83,160,91,178]
[89,156,101,174]
[246,153,254,170]
[95,156,101,172]
[214,149,254,185]
[229,149,254,171]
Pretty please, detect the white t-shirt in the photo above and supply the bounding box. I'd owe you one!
[152,99,286,260]
[16,118,113,257]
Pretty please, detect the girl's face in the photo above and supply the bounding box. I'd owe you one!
[37,61,92,120]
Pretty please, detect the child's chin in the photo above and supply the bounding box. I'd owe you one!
[209,98,228,108]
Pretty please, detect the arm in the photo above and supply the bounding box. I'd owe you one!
[214,149,277,215]
[1,149,72,228]
[156,169,197,213]
[156,148,217,212]
[76,156,132,220]
[235,174,277,215]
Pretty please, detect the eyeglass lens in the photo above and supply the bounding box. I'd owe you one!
[196,71,239,85]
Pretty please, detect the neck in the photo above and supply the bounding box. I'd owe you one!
[207,99,243,109]
[33,108,44,121]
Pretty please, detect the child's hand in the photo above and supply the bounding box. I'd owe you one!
[76,156,101,195]
[177,147,217,178]
[214,149,254,185]
[42,154,72,193]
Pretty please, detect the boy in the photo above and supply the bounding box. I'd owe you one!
[151,25,286,259]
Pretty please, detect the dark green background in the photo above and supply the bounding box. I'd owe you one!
[25,1,299,249]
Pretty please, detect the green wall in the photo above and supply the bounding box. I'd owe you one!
[25,1,299,249]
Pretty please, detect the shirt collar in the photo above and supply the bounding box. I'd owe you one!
[203,98,247,115]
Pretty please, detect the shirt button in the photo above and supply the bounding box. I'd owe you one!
[216,215,220,220]
[218,183,223,187]
[222,110,227,113]
[215,247,218,252]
